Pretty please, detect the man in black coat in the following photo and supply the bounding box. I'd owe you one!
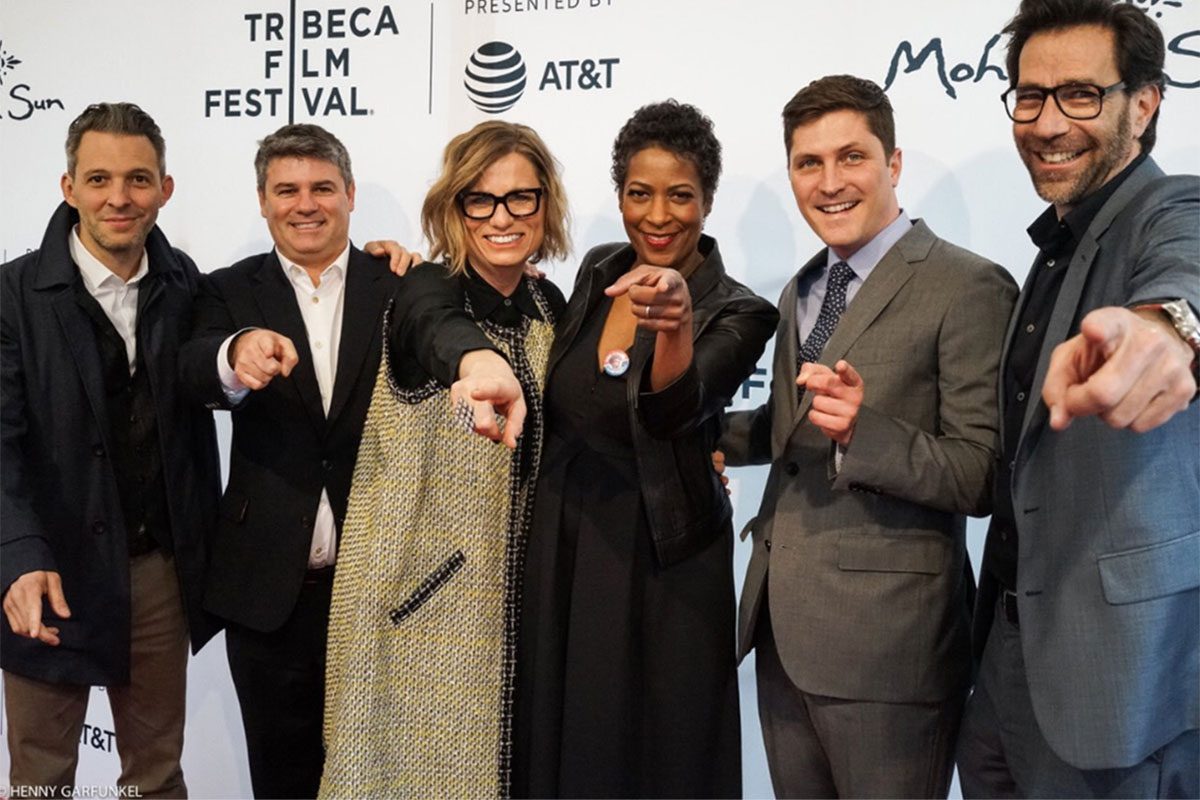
[177,123,403,800]
[1,102,220,798]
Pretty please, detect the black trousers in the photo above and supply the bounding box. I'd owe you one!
[225,575,333,800]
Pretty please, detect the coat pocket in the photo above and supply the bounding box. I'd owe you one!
[836,532,947,574]
[1097,530,1200,605]
[389,549,467,625]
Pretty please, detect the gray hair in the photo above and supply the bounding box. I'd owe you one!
[254,123,354,191]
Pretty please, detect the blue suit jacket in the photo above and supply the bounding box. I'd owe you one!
[976,157,1200,769]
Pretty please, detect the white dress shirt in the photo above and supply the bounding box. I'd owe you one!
[217,245,350,568]
[69,228,149,375]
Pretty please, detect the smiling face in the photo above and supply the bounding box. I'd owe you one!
[259,156,355,270]
[787,109,901,260]
[1013,24,1156,215]
[462,151,546,292]
[619,146,707,274]
[61,131,174,275]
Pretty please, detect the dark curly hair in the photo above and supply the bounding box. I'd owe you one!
[1002,0,1166,154]
[611,100,722,210]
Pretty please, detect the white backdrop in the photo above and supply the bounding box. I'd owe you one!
[1,1,1198,797]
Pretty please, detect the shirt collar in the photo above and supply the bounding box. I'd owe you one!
[463,265,544,325]
[275,243,351,286]
[69,226,149,292]
[826,210,912,282]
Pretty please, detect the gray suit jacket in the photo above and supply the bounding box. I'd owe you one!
[723,219,1017,703]
[976,158,1200,770]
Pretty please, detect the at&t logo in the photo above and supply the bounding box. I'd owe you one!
[464,42,527,113]
[463,40,619,113]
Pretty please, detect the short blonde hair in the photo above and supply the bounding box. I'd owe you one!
[422,121,571,275]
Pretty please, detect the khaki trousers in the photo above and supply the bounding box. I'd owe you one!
[5,550,190,799]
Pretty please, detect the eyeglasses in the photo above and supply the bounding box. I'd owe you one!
[1001,80,1126,122]
[457,187,544,220]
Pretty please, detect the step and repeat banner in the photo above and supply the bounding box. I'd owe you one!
[1,1,1198,797]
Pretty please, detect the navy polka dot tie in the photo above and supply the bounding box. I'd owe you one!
[797,260,854,376]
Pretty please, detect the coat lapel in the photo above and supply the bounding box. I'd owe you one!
[51,288,111,449]
[251,252,326,430]
[547,245,631,381]
[788,221,923,438]
[1018,159,1166,449]
[328,249,385,425]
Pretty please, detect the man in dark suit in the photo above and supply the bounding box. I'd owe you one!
[956,1,1199,796]
[720,76,1017,797]
[178,123,404,799]
[1,102,220,798]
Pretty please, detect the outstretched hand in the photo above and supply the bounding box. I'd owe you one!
[606,265,692,333]
[799,359,865,446]
[1043,306,1196,433]
[230,329,299,391]
[452,350,526,449]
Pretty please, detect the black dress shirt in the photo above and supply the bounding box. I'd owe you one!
[390,264,565,389]
[986,153,1148,590]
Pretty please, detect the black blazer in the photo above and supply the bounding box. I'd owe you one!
[179,246,402,632]
[1,203,221,686]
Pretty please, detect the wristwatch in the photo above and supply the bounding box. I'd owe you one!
[1133,299,1200,391]
[1133,299,1200,355]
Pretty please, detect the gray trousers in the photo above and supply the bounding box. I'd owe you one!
[956,596,1200,799]
[755,604,964,799]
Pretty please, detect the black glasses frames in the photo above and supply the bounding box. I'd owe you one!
[1001,80,1126,123]
[457,187,545,220]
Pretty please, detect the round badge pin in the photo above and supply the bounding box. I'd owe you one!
[602,349,630,377]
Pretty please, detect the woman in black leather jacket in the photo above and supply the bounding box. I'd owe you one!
[512,100,777,798]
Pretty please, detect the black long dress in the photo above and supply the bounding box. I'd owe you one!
[514,292,742,799]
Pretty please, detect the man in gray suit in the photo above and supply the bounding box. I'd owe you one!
[956,1,1199,797]
[720,75,1017,797]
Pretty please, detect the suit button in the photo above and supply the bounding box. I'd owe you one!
[301,516,313,529]
[784,462,799,477]
[92,444,105,457]
[764,539,772,551]
[321,459,333,471]
[92,521,107,535]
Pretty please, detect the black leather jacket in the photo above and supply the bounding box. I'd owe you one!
[549,236,777,565]
[396,235,777,566]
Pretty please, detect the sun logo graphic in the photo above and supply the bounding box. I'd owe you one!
[464,41,526,114]
[0,41,22,86]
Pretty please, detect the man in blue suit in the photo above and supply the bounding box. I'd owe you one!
[956,1,1199,796]
[1,103,220,798]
